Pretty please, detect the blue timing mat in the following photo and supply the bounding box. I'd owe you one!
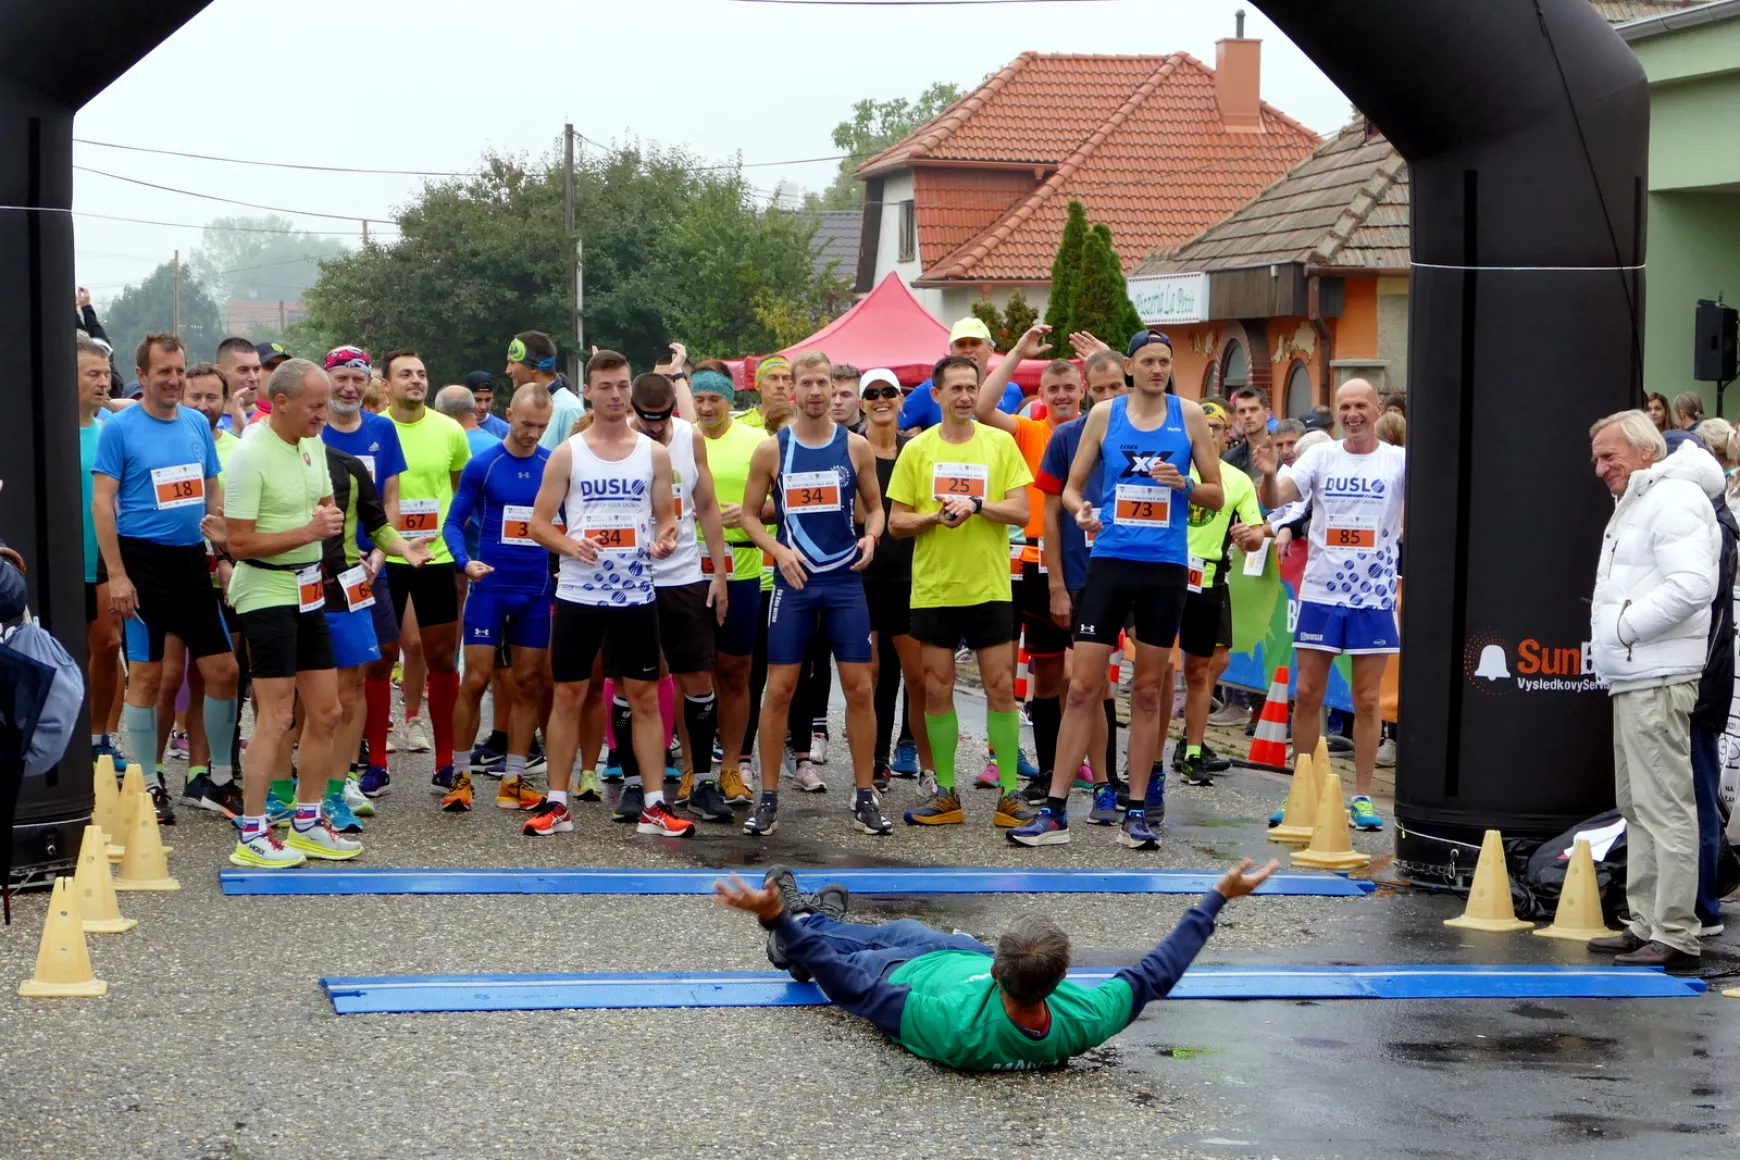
[322,964,1705,1014]
[223,866,1376,897]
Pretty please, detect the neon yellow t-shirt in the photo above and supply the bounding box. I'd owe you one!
[887,424,1032,610]
[390,408,471,565]
[704,418,772,586]
[1187,462,1263,587]
[224,429,332,614]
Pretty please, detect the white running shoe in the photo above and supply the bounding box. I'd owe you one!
[230,829,307,869]
[1206,701,1248,727]
[1376,738,1398,768]
[811,733,829,764]
[344,776,375,817]
[403,716,434,753]
[793,759,826,793]
[286,818,363,860]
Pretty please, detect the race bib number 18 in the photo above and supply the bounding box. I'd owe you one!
[152,463,204,510]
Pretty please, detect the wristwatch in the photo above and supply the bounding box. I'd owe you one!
[970,495,984,514]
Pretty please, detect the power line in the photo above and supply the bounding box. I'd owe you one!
[74,138,478,177]
[0,204,393,236]
[74,165,395,223]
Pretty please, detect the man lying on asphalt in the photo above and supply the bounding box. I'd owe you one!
[712,857,1277,1071]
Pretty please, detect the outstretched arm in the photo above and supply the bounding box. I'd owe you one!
[1115,859,1277,1019]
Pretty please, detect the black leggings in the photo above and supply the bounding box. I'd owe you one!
[872,632,915,764]
[789,633,833,755]
[744,590,773,763]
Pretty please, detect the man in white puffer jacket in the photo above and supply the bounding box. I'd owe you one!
[1586,410,1720,970]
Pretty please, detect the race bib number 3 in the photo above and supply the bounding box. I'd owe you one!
[932,462,987,501]
[784,471,841,512]
[339,565,375,612]
[399,498,439,534]
[1326,513,1378,550]
[297,564,325,613]
[152,463,204,510]
[701,553,736,577]
[1113,484,1170,527]
[500,504,536,547]
[1187,556,1205,594]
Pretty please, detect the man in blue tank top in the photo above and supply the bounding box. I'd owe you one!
[737,351,889,839]
[1011,329,1224,851]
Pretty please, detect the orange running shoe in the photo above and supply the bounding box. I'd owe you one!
[495,775,543,811]
[522,799,573,836]
[636,801,697,839]
[719,768,752,805]
[440,770,474,812]
[675,771,694,807]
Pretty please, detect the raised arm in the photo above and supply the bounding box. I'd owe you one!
[976,325,1052,433]
[1113,859,1275,1019]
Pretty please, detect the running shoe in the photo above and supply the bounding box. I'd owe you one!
[323,791,365,834]
[1019,776,1051,804]
[613,784,645,823]
[343,777,374,818]
[91,735,123,768]
[522,799,573,836]
[890,741,919,777]
[1349,796,1385,831]
[182,770,213,808]
[403,716,433,753]
[792,759,826,793]
[170,730,189,756]
[1143,770,1167,824]
[743,798,779,835]
[149,782,176,825]
[811,733,829,765]
[266,795,294,830]
[524,737,549,777]
[1118,811,1160,850]
[1268,807,1286,828]
[689,780,733,822]
[675,772,694,806]
[664,755,683,783]
[230,829,306,869]
[719,768,752,806]
[1073,762,1094,792]
[1177,753,1214,787]
[1206,700,1248,727]
[286,818,364,860]
[872,761,892,794]
[764,864,809,918]
[601,751,624,782]
[712,739,725,765]
[813,882,850,921]
[1201,743,1232,773]
[1376,738,1398,768]
[853,795,894,836]
[637,801,697,838]
[1017,749,1040,778]
[974,761,1002,790]
[202,777,245,818]
[440,770,474,812]
[903,790,964,826]
[576,769,602,802]
[358,765,392,798]
[1089,782,1120,826]
[495,775,543,811]
[430,764,457,794]
[1008,808,1069,847]
[469,744,505,777]
[993,793,1038,828]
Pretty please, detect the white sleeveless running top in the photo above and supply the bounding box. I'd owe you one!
[653,417,703,588]
[555,429,656,607]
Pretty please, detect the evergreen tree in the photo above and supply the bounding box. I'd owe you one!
[1003,290,1038,348]
[1094,223,1146,346]
[1043,201,1089,343]
[1069,225,1129,351]
[969,298,1009,352]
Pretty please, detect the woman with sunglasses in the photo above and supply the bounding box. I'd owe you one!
[859,370,935,788]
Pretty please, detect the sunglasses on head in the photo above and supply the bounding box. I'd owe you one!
[861,386,900,401]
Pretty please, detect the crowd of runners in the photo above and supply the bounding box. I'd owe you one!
[74,313,1406,869]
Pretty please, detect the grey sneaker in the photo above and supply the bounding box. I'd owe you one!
[793,758,826,793]
[813,882,850,920]
[744,796,779,836]
[853,794,894,836]
[763,864,810,918]
[1206,701,1248,727]
[612,783,645,823]
[688,780,733,822]
[1376,737,1398,767]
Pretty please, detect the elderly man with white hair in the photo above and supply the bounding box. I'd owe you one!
[1586,409,1722,970]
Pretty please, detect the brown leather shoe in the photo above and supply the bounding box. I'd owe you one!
[1613,940,1700,971]
[1586,930,1646,954]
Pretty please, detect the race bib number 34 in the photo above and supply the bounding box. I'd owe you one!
[152,464,204,510]
[932,462,987,501]
[583,516,639,551]
[784,471,841,512]
[1113,484,1170,527]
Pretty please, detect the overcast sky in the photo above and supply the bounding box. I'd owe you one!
[72,0,1351,306]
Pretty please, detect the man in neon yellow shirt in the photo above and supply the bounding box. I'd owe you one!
[381,348,471,794]
[887,355,1033,831]
[222,358,357,868]
[738,356,794,429]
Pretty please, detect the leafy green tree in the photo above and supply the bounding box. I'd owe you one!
[1095,223,1146,345]
[822,82,964,209]
[1003,290,1038,349]
[969,299,1008,352]
[100,261,223,374]
[1043,201,1089,344]
[1068,225,1131,354]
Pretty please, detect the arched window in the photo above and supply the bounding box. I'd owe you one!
[1202,361,1220,397]
[1222,340,1249,390]
[1285,360,1314,418]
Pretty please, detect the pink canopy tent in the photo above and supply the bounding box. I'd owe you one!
[729,272,1056,393]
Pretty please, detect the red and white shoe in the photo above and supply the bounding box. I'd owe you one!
[522,799,573,837]
[636,801,697,838]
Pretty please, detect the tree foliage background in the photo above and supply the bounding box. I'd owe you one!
[100,261,222,375]
[1041,203,1143,352]
[820,82,964,209]
[296,145,851,384]
[969,290,1038,354]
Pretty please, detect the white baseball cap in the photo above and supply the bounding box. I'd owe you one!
[860,368,900,393]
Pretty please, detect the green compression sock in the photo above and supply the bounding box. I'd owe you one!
[925,711,959,790]
[987,709,1021,794]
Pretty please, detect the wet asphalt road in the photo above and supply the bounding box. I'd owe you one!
[2,687,1736,1160]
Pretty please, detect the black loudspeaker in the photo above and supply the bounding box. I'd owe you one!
[1694,298,1738,382]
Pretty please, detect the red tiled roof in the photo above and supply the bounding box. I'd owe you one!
[856,52,1320,285]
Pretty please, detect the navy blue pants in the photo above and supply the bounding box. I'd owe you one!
[771,913,992,1037]
[1690,726,1724,927]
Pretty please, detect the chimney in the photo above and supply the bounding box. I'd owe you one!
[1215,9,1263,133]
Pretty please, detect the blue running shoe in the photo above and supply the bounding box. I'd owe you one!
[265,795,294,830]
[1089,782,1120,826]
[1349,796,1385,831]
[323,791,364,834]
[1119,811,1160,850]
[1143,770,1166,823]
[92,735,124,769]
[469,744,505,777]
[430,764,457,793]
[1017,749,1040,778]
[359,765,392,798]
[601,750,625,782]
[1007,807,1070,847]
[1268,807,1285,827]
[890,741,919,777]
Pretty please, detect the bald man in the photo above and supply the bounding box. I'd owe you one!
[1253,380,1404,831]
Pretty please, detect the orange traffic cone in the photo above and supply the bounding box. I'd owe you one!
[73,824,136,934]
[1533,838,1617,941]
[114,790,180,892]
[1014,646,1030,701]
[17,877,107,997]
[1291,772,1371,870]
[92,754,125,857]
[1444,830,1533,932]
[1247,666,1291,769]
[1269,752,1319,847]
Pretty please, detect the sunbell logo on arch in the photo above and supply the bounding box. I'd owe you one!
[1463,629,1605,694]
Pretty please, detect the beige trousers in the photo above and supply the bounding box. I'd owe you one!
[1612,680,1701,956]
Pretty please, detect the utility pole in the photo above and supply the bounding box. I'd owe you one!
[171,249,180,336]
[564,123,579,383]
[278,299,286,335]
[362,219,369,246]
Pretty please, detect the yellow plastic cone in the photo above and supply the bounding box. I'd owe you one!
[17,877,107,997]
[1291,772,1371,870]
[1444,829,1533,932]
[1314,734,1331,774]
[73,825,136,934]
[1533,838,1618,941]
[109,765,170,861]
[113,790,180,892]
[92,755,125,857]
[1269,752,1319,846]
[1725,988,1740,999]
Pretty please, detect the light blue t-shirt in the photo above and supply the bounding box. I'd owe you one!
[79,415,107,583]
[91,403,220,547]
[479,413,510,438]
[541,385,586,451]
